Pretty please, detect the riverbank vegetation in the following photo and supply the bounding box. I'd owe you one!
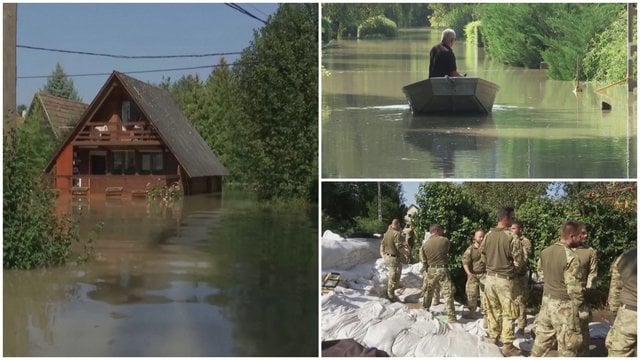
[322,3,635,83]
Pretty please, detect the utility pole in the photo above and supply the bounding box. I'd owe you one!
[377,182,382,222]
[4,3,17,134]
[628,3,637,92]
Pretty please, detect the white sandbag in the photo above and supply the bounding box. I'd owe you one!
[391,329,422,357]
[362,311,415,355]
[322,232,381,270]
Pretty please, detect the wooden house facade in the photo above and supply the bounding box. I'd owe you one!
[45,71,228,196]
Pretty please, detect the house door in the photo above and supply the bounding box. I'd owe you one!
[90,154,106,175]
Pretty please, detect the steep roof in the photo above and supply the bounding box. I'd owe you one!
[30,93,88,139]
[114,72,228,177]
[45,71,228,177]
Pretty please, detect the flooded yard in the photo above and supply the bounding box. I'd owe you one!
[322,28,637,178]
[4,191,318,356]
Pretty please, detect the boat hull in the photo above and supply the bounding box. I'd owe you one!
[402,77,500,115]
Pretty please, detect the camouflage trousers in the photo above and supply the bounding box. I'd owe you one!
[531,296,582,357]
[384,254,402,299]
[422,267,456,320]
[513,274,530,329]
[578,310,592,356]
[605,306,637,357]
[483,274,517,344]
[465,273,486,315]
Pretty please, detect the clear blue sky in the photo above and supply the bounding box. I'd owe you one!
[16,3,280,106]
[401,181,421,206]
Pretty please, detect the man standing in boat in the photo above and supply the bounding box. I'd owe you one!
[429,28,463,78]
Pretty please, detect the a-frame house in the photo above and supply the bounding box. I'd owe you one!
[45,71,228,196]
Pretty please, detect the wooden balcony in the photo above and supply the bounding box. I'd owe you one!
[72,122,161,145]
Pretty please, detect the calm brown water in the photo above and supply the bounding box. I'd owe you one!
[4,192,318,356]
[322,28,637,178]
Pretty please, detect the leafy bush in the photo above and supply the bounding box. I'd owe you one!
[322,16,333,44]
[358,15,398,39]
[428,4,477,39]
[463,20,483,47]
[480,4,550,68]
[146,182,183,202]
[3,129,80,269]
[584,8,636,82]
[541,4,621,80]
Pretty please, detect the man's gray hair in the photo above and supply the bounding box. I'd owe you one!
[441,28,456,42]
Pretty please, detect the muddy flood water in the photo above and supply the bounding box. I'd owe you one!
[4,192,318,356]
[322,28,637,178]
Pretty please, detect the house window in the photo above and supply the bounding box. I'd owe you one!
[140,151,164,175]
[121,100,138,122]
[112,150,136,175]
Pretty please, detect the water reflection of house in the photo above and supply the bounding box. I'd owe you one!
[26,92,88,140]
[45,71,228,196]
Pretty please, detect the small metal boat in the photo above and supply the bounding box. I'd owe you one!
[402,77,500,115]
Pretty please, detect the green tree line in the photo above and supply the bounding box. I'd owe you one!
[322,3,635,83]
[322,182,406,236]
[161,3,318,202]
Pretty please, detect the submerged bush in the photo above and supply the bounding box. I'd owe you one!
[358,15,398,39]
[3,129,79,269]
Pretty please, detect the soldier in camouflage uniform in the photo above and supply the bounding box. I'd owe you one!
[531,221,585,357]
[462,229,486,319]
[380,219,403,301]
[480,206,525,356]
[573,223,598,356]
[403,223,417,263]
[511,221,532,334]
[423,230,442,306]
[605,247,637,357]
[420,224,457,323]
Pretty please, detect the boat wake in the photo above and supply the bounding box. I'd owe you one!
[493,104,535,111]
[343,104,411,111]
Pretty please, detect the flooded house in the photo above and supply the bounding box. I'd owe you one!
[26,92,88,140]
[45,71,228,196]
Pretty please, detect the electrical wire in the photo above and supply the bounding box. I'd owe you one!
[17,63,239,79]
[17,45,242,59]
[224,3,267,25]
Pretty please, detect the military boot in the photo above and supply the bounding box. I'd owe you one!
[500,343,522,357]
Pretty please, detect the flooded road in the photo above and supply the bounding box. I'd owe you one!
[322,28,637,178]
[4,192,317,356]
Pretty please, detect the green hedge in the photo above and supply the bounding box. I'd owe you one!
[358,15,398,39]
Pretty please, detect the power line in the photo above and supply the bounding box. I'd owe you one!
[248,4,269,18]
[17,63,238,79]
[224,3,267,25]
[17,44,242,59]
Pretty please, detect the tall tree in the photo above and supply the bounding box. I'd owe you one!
[41,63,81,101]
[201,58,243,175]
[232,3,318,201]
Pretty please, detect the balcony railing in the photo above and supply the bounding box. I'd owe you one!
[74,122,160,144]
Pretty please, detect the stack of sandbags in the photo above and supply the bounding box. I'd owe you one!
[322,290,502,357]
